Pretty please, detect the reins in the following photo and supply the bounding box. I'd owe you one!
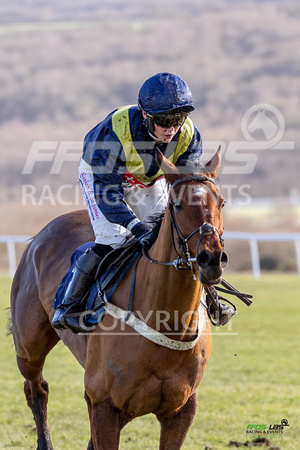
[142,174,253,313]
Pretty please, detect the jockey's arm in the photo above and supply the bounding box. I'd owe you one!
[93,171,139,230]
[84,123,142,232]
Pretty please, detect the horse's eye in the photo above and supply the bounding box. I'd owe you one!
[174,202,183,211]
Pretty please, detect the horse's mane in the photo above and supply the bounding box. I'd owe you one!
[146,210,166,243]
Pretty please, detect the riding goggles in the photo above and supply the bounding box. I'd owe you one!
[147,112,189,129]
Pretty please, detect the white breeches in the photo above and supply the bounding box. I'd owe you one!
[78,159,168,247]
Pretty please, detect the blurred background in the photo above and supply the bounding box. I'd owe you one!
[0,0,299,275]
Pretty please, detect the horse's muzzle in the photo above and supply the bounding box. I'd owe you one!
[196,250,228,285]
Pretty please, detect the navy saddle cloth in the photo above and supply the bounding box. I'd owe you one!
[54,239,141,324]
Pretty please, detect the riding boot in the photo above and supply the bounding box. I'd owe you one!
[51,246,109,331]
[205,286,236,326]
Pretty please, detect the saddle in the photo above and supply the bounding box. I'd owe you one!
[96,237,141,296]
[54,238,142,329]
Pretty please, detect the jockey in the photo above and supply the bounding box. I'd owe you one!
[52,72,234,331]
[52,72,201,330]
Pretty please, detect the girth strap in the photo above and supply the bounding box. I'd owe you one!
[102,291,206,351]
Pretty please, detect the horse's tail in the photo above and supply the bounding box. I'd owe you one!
[9,236,34,336]
[6,307,13,337]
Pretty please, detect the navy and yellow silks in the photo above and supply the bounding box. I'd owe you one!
[82,105,202,228]
[111,105,195,186]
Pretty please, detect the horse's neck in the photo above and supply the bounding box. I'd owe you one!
[140,209,202,332]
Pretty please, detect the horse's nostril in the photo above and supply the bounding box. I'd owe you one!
[197,250,210,267]
[221,251,228,268]
[197,250,228,269]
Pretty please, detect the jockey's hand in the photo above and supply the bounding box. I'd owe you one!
[131,223,153,250]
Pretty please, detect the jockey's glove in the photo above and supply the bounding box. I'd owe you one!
[131,223,153,250]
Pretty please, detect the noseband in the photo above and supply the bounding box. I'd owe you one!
[143,175,224,279]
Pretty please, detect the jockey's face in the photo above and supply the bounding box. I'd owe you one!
[142,110,181,143]
[153,123,181,143]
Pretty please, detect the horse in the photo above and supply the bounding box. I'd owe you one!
[10,148,228,449]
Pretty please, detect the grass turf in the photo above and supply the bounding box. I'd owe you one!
[0,274,299,449]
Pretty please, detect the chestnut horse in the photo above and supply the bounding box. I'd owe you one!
[10,149,228,449]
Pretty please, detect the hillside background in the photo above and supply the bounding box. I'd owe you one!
[0,0,299,272]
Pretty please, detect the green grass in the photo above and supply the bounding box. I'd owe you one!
[1,274,299,449]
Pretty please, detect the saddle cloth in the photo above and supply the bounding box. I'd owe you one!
[54,239,141,324]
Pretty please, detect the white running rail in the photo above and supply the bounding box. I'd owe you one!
[1,233,300,279]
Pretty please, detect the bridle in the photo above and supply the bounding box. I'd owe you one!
[94,175,251,341]
[143,174,224,280]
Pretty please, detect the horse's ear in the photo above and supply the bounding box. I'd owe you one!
[204,145,221,179]
[155,147,179,183]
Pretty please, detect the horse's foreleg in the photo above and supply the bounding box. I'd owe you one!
[157,391,198,450]
[84,391,95,450]
[90,398,129,450]
[19,356,53,450]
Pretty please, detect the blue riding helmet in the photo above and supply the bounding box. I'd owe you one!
[138,72,195,115]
